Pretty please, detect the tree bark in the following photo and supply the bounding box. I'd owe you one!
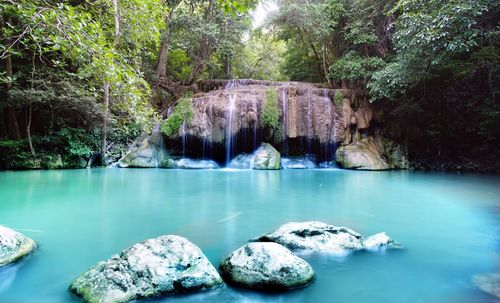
[156,14,171,79]
[113,0,120,46]
[27,51,36,157]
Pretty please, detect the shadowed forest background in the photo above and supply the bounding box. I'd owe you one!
[0,0,498,171]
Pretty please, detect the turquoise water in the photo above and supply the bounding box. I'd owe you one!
[0,169,499,303]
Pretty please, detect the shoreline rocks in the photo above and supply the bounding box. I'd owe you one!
[69,235,222,303]
[0,225,36,268]
[220,242,314,291]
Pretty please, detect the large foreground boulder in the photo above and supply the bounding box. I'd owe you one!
[257,221,363,252]
[473,273,500,299]
[335,136,408,170]
[252,143,281,170]
[0,225,36,267]
[70,235,222,303]
[220,242,314,291]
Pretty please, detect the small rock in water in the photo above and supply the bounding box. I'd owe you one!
[473,273,500,299]
[257,221,363,252]
[219,242,314,291]
[363,232,398,250]
[70,235,222,303]
[0,225,36,268]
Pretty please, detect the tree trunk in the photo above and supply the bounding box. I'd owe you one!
[1,16,21,140]
[156,14,171,79]
[322,43,328,81]
[188,0,214,84]
[113,0,120,46]
[27,51,36,157]
[101,81,110,166]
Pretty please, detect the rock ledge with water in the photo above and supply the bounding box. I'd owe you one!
[70,235,223,303]
[0,225,36,267]
[220,242,314,291]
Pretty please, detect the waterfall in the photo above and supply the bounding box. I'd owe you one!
[225,80,237,164]
[281,83,289,152]
[323,89,333,160]
[252,93,258,150]
[181,121,186,159]
[306,89,313,154]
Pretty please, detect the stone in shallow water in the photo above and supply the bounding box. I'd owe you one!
[281,155,317,169]
[0,225,36,268]
[258,221,363,252]
[69,235,223,303]
[473,273,500,299]
[362,232,396,250]
[172,158,219,169]
[220,242,314,291]
[253,143,281,170]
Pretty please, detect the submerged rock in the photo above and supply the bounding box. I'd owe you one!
[228,153,254,169]
[281,155,317,169]
[253,143,281,170]
[70,235,222,303]
[335,136,408,170]
[362,233,399,250]
[0,225,36,267]
[220,242,314,291]
[258,221,363,252]
[118,128,170,168]
[473,273,500,299]
[170,158,219,169]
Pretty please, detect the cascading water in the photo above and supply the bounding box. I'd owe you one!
[281,83,289,152]
[306,89,313,154]
[323,89,333,160]
[225,81,237,164]
[181,122,187,159]
[252,93,258,151]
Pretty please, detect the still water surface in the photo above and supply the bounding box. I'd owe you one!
[0,169,499,302]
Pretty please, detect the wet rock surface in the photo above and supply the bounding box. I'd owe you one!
[220,242,314,291]
[473,273,500,299]
[70,235,222,303]
[253,143,281,170]
[0,225,36,268]
[258,221,364,252]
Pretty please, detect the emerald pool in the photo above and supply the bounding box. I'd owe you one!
[0,169,499,302]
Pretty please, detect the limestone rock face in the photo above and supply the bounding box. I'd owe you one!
[170,81,347,146]
[219,242,314,291]
[118,129,170,168]
[335,136,409,170]
[473,273,500,299]
[258,221,363,252]
[70,235,223,303]
[0,225,36,267]
[253,143,281,170]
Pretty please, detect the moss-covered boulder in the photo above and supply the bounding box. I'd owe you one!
[70,235,222,303]
[118,130,170,168]
[220,242,314,291]
[335,136,408,170]
[252,143,280,170]
[0,225,36,267]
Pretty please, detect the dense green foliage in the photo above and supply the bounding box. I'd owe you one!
[160,97,194,137]
[261,88,282,141]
